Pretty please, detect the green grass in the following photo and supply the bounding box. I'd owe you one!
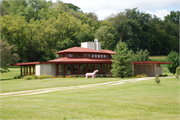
[1,77,179,119]
[149,56,167,62]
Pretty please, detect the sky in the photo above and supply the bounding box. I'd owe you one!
[47,0,179,20]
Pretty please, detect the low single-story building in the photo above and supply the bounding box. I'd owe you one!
[12,40,172,77]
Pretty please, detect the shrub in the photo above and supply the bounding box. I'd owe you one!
[23,76,34,80]
[39,75,46,79]
[103,75,107,78]
[14,75,21,79]
[167,51,179,74]
[32,75,39,79]
[155,74,160,84]
[175,67,179,79]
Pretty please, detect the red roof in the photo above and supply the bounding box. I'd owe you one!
[131,61,172,64]
[56,47,115,54]
[48,57,112,63]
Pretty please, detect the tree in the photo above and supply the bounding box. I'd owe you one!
[164,11,179,24]
[111,40,133,78]
[65,3,81,12]
[95,26,115,50]
[167,51,179,74]
[0,40,19,73]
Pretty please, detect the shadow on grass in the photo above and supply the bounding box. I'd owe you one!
[1,78,15,81]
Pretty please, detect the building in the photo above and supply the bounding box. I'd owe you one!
[12,40,172,77]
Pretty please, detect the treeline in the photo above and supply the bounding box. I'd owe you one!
[1,0,179,62]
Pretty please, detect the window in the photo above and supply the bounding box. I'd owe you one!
[101,54,103,58]
[69,54,74,57]
[95,54,97,58]
[102,64,107,74]
[104,55,106,58]
[98,54,100,58]
[80,64,86,74]
[88,54,91,57]
[63,54,65,57]
[60,55,62,58]
[88,64,94,72]
[95,64,101,74]
[76,54,81,57]
[106,55,109,58]
[58,64,64,74]
[83,54,88,57]
[73,64,79,74]
[92,54,94,57]
[107,64,111,74]
[66,64,72,74]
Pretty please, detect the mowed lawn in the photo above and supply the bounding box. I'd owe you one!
[1,68,179,119]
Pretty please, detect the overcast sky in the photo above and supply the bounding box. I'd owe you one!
[47,0,179,20]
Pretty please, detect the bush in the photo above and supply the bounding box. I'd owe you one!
[175,67,179,79]
[23,76,34,80]
[155,74,160,84]
[167,51,179,74]
[14,75,21,79]
[103,75,107,78]
[32,75,39,79]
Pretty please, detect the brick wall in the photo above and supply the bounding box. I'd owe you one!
[35,64,56,76]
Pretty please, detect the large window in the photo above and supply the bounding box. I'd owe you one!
[76,54,81,57]
[69,54,74,57]
[21,65,35,76]
[58,64,64,74]
[102,64,107,74]
[73,64,79,74]
[88,64,94,72]
[107,64,111,74]
[80,64,86,74]
[66,64,72,74]
[95,64,101,74]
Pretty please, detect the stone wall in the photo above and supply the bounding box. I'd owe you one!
[35,64,56,76]
[134,63,162,77]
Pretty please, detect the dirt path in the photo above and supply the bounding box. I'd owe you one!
[1,77,172,98]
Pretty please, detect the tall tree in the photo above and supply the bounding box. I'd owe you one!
[0,40,19,73]
[111,40,133,78]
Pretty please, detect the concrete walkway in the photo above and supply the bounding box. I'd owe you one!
[0,77,174,98]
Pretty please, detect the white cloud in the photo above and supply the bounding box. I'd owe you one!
[48,0,179,20]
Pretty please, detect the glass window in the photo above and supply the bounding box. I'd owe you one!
[83,54,88,57]
[102,64,107,74]
[95,54,97,58]
[109,55,112,58]
[108,64,111,74]
[76,54,81,57]
[92,54,94,57]
[66,64,72,74]
[101,54,103,58]
[88,54,91,57]
[63,54,65,57]
[58,64,64,74]
[106,55,109,58]
[95,64,101,74]
[80,64,86,74]
[88,64,94,72]
[104,55,106,58]
[69,54,74,57]
[73,64,79,74]
[98,54,100,58]
[60,55,62,58]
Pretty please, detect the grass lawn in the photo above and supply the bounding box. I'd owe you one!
[1,77,179,119]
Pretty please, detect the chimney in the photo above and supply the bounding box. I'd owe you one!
[81,39,101,51]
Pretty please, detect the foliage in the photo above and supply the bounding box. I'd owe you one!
[0,40,19,73]
[1,0,179,63]
[23,76,34,80]
[175,67,179,79]
[111,40,133,78]
[155,74,160,84]
[167,51,179,74]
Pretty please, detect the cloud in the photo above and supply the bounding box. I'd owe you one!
[48,0,179,20]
